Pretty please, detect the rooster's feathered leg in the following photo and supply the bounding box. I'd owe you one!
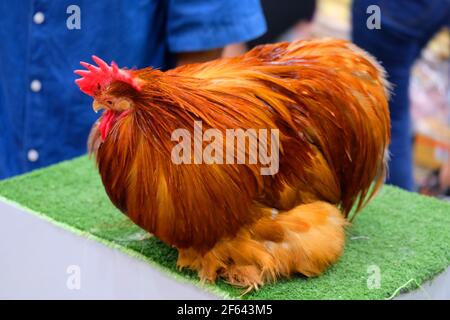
[177,202,347,292]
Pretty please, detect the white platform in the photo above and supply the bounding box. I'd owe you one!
[0,200,215,299]
[0,199,448,299]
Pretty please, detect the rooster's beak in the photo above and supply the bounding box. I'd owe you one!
[92,101,104,113]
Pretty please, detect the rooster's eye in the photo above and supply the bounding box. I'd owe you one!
[107,101,112,105]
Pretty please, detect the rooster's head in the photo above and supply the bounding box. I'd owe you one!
[74,56,143,141]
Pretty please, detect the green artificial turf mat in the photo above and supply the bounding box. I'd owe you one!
[0,156,449,299]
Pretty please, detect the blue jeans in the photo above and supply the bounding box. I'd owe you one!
[352,0,450,191]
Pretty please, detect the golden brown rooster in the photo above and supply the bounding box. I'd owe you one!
[75,39,390,291]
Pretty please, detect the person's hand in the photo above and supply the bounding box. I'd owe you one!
[176,48,223,66]
[439,158,450,192]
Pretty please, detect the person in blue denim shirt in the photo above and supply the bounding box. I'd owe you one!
[352,0,450,191]
[0,0,266,179]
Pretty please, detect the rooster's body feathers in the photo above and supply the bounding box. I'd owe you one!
[80,39,390,289]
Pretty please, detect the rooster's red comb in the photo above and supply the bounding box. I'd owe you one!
[74,55,142,96]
